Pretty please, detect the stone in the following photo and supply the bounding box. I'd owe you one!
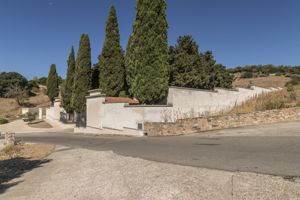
[4,132,16,146]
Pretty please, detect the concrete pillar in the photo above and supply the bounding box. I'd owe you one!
[4,132,16,146]
[39,108,43,120]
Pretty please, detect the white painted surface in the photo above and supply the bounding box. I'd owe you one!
[46,100,64,121]
[78,86,281,136]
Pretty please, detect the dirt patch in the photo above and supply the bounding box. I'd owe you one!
[0,143,55,161]
[0,98,21,120]
[28,121,53,129]
[0,144,55,192]
[233,76,291,88]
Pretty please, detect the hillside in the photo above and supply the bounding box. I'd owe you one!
[233,76,291,88]
[0,93,51,120]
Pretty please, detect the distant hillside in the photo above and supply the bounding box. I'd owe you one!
[233,76,291,88]
[0,88,50,120]
[229,65,300,76]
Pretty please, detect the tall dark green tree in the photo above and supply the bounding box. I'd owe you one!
[125,0,169,104]
[169,35,233,90]
[201,51,233,89]
[91,63,100,90]
[62,46,76,113]
[47,64,59,103]
[72,34,92,113]
[169,35,203,88]
[99,6,125,96]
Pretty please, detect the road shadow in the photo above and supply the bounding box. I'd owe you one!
[0,157,52,194]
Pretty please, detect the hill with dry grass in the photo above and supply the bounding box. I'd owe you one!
[0,89,50,120]
[233,76,291,88]
[230,85,300,114]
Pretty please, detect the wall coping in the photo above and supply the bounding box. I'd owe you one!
[169,86,217,93]
[124,104,173,108]
[86,94,106,99]
[88,89,102,93]
[215,87,239,92]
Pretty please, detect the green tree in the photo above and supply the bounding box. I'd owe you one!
[72,34,92,113]
[62,46,76,113]
[91,64,100,89]
[169,36,233,90]
[0,72,28,97]
[47,64,59,103]
[125,0,169,104]
[201,51,233,89]
[169,35,203,88]
[99,6,125,96]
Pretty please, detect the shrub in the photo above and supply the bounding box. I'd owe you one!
[241,72,254,79]
[22,112,37,122]
[286,77,300,86]
[286,83,294,92]
[290,92,298,101]
[0,118,9,125]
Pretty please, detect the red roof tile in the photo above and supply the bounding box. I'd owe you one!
[105,97,139,105]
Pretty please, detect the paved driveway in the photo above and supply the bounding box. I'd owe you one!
[17,121,300,177]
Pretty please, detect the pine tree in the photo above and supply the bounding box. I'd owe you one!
[125,0,169,104]
[169,36,233,90]
[62,47,76,113]
[47,64,59,103]
[99,6,125,96]
[169,36,203,88]
[72,34,92,113]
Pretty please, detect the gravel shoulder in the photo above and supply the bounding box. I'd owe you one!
[0,147,299,200]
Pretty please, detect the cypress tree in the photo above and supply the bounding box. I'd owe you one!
[99,6,125,96]
[62,46,76,113]
[91,63,100,89]
[72,34,92,113]
[126,0,169,104]
[47,64,59,104]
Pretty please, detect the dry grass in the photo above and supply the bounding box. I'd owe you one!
[0,144,55,160]
[0,98,21,119]
[0,94,50,120]
[230,85,300,114]
[233,76,291,88]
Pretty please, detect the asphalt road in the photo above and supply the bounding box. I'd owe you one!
[16,121,300,177]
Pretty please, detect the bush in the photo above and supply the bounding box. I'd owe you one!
[286,83,294,92]
[241,72,254,79]
[286,77,300,86]
[0,118,9,125]
[22,112,37,122]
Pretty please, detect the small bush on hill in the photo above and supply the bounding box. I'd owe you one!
[241,72,254,79]
[0,118,9,125]
[286,77,300,86]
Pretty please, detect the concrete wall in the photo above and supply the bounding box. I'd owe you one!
[21,107,39,115]
[80,86,280,136]
[101,104,172,131]
[46,99,63,121]
[86,96,104,130]
[167,86,280,117]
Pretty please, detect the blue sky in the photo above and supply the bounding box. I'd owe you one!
[0,0,299,79]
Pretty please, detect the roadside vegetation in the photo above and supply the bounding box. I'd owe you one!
[0,118,9,125]
[230,85,300,114]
